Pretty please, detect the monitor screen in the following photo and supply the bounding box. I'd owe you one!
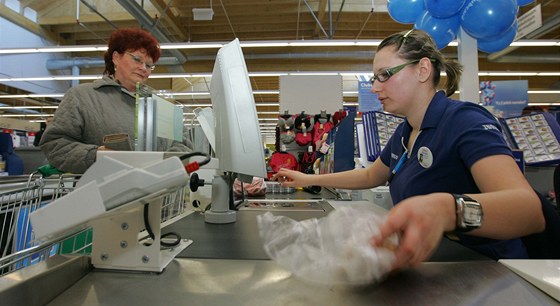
[210,38,267,182]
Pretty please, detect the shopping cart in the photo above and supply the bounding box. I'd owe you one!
[0,167,86,276]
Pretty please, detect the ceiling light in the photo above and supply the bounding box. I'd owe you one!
[192,8,214,21]
[0,106,58,109]
[1,39,558,54]
[160,43,224,50]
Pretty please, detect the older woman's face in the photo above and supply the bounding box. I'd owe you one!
[112,48,154,91]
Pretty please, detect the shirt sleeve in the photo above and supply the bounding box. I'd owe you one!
[453,105,512,169]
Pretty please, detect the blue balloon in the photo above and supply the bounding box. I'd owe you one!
[415,11,461,49]
[517,0,534,6]
[388,0,426,24]
[461,0,518,39]
[477,20,518,53]
[424,0,467,18]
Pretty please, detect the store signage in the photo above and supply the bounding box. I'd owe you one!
[480,80,529,118]
[516,4,542,40]
[358,80,382,112]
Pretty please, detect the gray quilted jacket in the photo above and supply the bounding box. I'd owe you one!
[40,76,192,173]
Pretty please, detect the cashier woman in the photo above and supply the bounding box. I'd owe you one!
[275,29,547,270]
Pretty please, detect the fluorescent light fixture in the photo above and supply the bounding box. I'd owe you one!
[537,72,560,76]
[183,103,212,108]
[288,72,340,76]
[254,90,279,95]
[0,106,58,109]
[249,72,290,77]
[258,118,279,121]
[479,72,538,76]
[192,8,214,21]
[0,45,107,54]
[2,71,558,82]
[0,114,49,117]
[529,102,560,106]
[161,43,224,49]
[529,90,560,94]
[2,87,558,101]
[150,73,212,78]
[0,93,65,98]
[0,75,100,82]
[510,40,560,47]
[241,41,290,48]
[1,39,558,54]
[171,92,211,97]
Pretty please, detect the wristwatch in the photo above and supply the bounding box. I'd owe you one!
[451,193,483,232]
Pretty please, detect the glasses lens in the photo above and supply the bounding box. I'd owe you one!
[127,53,154,71]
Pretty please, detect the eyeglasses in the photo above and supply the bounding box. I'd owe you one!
[369,59,421,84]
[126,52,155,71]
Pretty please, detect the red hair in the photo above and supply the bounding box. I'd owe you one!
[103,28,161,75]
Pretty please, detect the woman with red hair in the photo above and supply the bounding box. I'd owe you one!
[40,28,190,173]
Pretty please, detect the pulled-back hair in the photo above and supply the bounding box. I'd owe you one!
[377,29,462,97]
[103,28,161,76]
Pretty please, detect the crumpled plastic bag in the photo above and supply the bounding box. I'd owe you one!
[256,206,398,286]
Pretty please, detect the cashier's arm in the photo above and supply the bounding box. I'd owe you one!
[467,154,545,238]
[276,158,390,190]
[373,154,545,269]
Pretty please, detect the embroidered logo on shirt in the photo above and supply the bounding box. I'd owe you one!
[391,153,399,160]
[417,146,433,168]
[482,124,499,132]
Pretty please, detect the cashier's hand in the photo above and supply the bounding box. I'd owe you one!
[371,193,456,270]
[273,168,313,188]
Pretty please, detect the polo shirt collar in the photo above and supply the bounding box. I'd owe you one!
[403,90,447,134]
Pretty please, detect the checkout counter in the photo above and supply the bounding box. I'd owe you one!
[1,186,557,306]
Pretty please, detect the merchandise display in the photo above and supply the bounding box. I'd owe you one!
[361,111,405,162]
[362,111,560,167]
[500,112,560,166]
[270,110,348,175]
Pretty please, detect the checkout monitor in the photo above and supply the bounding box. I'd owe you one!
[210,38,267,182]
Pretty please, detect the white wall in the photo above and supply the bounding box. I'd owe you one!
[0,16,71,94]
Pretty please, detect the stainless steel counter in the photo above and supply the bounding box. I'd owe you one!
[2,195,558,305]
[46,258,557,306]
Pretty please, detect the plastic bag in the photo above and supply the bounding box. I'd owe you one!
[256,206,398,286]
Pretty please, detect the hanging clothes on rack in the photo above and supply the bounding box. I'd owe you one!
[313,112,334,150]
[269,150,299,173]
[277,115,296,144]
[294,112,314,146]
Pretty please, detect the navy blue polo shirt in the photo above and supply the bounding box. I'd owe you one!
[380,91,528,259]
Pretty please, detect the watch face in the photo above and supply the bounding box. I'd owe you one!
[463,202,483,225]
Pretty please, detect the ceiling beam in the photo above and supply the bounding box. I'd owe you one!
[150,0,190,41]
[313,0,328,38]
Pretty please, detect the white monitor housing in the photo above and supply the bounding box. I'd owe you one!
[205,38,267,224]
